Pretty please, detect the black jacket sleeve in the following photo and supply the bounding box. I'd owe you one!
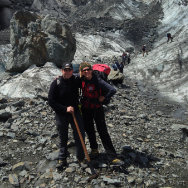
[98,79,116,104]
[48,79,67,113]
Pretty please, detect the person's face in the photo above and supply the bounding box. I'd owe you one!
[61,68,73,79]
[82,66,92,80]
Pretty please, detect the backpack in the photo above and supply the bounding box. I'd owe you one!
[72,63,80,73]
[112,63,118,71]
[92,64,111,82]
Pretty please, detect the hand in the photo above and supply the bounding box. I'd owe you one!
[98,96,105,102]
[67,106,74,113]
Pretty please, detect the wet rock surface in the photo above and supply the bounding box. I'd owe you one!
[0,78,187,188]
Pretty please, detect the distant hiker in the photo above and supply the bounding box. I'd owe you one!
[112,63,118,71]
[48,63,85,170]
[122,52,127,64]
[142,45,148,57]
[115,60,121,70]
[83,56,87,62]
[126,52,131,64]
[167,33,173,43]
[79,62,122,164]
[112,60,120,71]
[119,62,124,73]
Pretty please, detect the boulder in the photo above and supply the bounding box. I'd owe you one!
[5,10,76,72]
[0,62,61,98]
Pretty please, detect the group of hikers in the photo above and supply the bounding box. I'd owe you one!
[111,51,131,73]
[142,33,174,57]
[48,62,122,170]
[112,32,174,69]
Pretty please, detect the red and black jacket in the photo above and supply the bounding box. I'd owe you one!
[81,74,116,109]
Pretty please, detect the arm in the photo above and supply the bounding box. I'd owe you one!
[98,79,116,104]
[48,79,67,113]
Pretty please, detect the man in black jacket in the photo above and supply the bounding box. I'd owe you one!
[48,63,85,170]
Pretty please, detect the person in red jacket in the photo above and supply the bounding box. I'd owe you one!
[79,62,122,164]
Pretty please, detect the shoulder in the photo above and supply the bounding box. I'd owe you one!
[55,76,63,85]
[49,77,61,90]
[92,73,101,83]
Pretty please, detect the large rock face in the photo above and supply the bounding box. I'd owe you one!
[5,11,76,72]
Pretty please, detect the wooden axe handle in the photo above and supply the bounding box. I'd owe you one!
[72,112,91,162]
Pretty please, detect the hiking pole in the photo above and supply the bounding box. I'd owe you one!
[72,112,99,182]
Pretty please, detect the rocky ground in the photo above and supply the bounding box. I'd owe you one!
[0,76,187,188]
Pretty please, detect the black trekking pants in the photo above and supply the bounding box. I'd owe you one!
[81,106,116,155]
[55,110,85,161]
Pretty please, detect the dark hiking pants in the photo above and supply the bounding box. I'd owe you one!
[55,110,85,161]
[82,106,116,156]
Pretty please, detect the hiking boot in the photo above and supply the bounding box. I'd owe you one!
[56,159,68,170]
[90,149,99,159]
[111,158,124,165]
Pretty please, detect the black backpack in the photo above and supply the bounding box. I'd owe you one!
[93,70,108,82]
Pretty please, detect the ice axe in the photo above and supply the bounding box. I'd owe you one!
[72,112,99,182]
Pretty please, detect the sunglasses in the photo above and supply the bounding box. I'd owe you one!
[82,68,91,72]
[64,68,72,72]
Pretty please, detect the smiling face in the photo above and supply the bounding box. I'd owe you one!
[82,66,93,80]
[61,68,73,79]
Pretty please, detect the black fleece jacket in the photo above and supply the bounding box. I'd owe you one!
[48,75,80,114]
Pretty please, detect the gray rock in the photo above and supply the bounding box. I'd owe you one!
[171,124,188,131]
[6,132,15,138]
[46,150,59,161]
[8,174,19,186]
[102,176,121,185]
[12,162,32,172]
[6,11,76,72]
[0,110,12,121]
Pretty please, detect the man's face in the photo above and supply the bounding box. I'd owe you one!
[61,68,73,79]
[82,66,92,80]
